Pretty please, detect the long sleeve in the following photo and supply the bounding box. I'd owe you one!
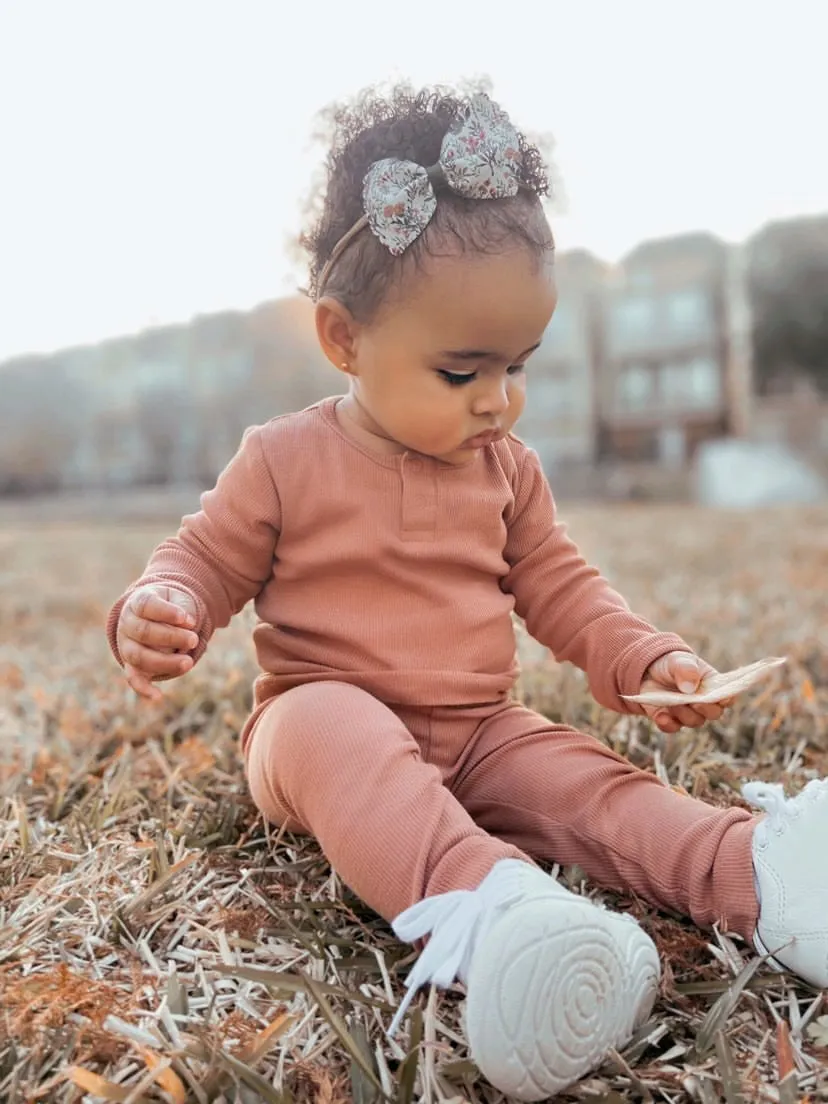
[502,447,689,713]
[106,424,281,667]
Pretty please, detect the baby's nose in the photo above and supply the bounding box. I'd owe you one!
[473,379,510,416]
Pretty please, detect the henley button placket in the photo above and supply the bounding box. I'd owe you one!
[401,454,437,539]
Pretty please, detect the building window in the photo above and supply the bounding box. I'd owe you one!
[618,363,654,410]
[612,296,656,340]
[688,357,721,406]
[665,289,710,334]
[658,358,721,408]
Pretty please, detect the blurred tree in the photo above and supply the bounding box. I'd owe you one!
[748,219,828,395]
[0,359,84,493]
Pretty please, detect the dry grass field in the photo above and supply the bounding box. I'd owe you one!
[1,498,827,1103]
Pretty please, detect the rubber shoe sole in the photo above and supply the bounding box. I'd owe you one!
[464,895,660,1101]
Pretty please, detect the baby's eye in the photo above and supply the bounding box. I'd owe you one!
[439,369,477,386]
[438,364,526,386]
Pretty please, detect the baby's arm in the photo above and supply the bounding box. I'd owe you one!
[503,447,688,714]
[107,424,281,694]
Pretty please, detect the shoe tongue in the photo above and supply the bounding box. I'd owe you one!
[483,859,577,903]
[481,858,543,900]
[743,781,788,820]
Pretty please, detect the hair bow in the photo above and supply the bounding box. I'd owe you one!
[362,94,523,256]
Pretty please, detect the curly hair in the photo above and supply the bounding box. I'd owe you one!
[299,83,555,320]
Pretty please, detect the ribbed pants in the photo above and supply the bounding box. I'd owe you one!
[244,682,758,937]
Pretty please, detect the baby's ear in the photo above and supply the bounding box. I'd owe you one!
[315,297,359,374]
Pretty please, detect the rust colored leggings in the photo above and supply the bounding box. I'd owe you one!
[244,682,758,936]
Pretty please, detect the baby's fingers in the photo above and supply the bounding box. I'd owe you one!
[131,589,196,629]
[120,639,194,678]
[652,711,682,733]
[119,607,199,653]
[651,704,708,731]
[124,663,163,702]
[694,701,724,721]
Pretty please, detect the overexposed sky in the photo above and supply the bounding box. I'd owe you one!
[1,0,826,360]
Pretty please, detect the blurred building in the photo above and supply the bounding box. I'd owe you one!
[595,233,732,467]
[519,250,607,471]
[1,214,827,497]
[0,297,330,494]
[722,241,754,438]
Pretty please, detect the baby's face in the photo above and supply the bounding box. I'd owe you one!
[346,246,557,465]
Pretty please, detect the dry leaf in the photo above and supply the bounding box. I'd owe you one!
[776,1021,796,1081]
[806,1015,828,1048]
[140,1048,188,1104]
[67,1067,133,1101]
[624,657,787,707]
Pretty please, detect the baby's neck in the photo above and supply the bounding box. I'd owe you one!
[335,394,408,456]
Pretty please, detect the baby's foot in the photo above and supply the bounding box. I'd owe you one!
[744,779,828,988]
[389,859,660,1102]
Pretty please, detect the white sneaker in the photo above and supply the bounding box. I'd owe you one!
[744,778,828,988]
[389,859,660,1102]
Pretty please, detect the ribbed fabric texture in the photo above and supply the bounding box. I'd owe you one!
[107,395,758,936]
[106,396,688,736]
[244,685,758,936]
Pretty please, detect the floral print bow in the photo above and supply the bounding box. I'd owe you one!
[362,94,522,256]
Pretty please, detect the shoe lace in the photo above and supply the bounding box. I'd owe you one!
[743,778,828,847]
[387,860,530,1037]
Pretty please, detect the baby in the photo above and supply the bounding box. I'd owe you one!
[107,86,826,1100]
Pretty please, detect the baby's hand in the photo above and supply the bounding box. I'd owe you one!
[116,584,200,703]
[638,651,730,733]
